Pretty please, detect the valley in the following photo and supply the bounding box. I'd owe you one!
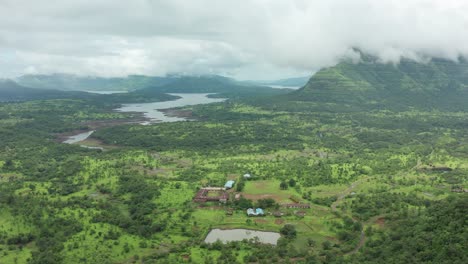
[0,58,467,264]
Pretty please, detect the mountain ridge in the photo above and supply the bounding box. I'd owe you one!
[288,56,468,111]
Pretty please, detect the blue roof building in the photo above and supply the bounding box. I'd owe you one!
[224,180,235,189]
[247,208,265,216]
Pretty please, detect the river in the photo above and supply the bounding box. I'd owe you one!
[115,93,225,124]
[62,93,225,144]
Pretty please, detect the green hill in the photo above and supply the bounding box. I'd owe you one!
[289,55,468,111]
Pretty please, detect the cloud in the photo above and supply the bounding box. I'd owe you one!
[0,0,467,79]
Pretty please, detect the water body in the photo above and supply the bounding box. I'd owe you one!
[115,93,225,124]
[204,229,281,245]
[85,90,128,94]
[265,85,301,89]
[63,131,95,144]
[63,93,225,144]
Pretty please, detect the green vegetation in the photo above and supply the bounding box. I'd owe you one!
[0,56,467,263]
[288,54,468,111]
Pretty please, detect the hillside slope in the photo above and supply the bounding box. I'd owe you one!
[289,56,468,111]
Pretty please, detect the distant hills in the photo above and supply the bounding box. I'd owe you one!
[9,53,468,110]
[135,75,292,98]
[1,74,293,102]
[0,80,88,102]
[289,55,468,111]
[15,73,299,94]
[13,74,293,100]
[15,74,175,92]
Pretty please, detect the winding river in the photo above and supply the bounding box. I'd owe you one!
[115,93,225,124]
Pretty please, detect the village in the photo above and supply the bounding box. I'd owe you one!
[192,173,311,219]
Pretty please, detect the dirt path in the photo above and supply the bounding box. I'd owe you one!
[344,214,386,255]
[348,231,366,255]
[328,177,382,256]
[331,178,366,212]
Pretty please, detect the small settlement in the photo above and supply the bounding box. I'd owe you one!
[192,176,311,219]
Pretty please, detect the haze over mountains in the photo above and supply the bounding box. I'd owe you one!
[1,74,292,102]
[3,51,467,112]
[288,54,468,111]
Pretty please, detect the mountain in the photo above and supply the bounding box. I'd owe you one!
[15,74,176,92]
[136,75,293,98]
[15,74,292,98]
[0,80,84,101]
[288,55,468,111]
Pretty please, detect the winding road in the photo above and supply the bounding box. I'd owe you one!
[329,177,376,255]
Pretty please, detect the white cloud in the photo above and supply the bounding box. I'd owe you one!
[0,0,467,79]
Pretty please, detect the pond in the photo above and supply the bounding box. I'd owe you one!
[204,229,281,245]
[115,93,225,124]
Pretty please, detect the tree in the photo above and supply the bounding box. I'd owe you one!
[256,198,277,209]
[307,238,316,247]
[235,197,253,209]
[322,241,332,250]
[236,181,245,192]
[280,224,297,239]
[288,179,296,187]
[280,181,288,190]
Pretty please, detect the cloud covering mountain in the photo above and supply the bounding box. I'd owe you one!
[1,0,467,79]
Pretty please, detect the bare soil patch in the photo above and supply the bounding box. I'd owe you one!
[274,219,284,225]
[375,217,385,228]
[242,193,284,202]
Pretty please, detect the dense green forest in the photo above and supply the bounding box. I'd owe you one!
[0,57,467,263]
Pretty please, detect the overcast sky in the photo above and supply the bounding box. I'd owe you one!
[1,0,467,80]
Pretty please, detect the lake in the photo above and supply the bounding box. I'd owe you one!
[115,93,225,124]
[204,229,281,245]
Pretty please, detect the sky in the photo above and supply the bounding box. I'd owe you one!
[1,0,467,80]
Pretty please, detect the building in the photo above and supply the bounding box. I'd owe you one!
[273,211,284,217]
[281,203,311,209]
[247,208,265,216]
[224,180,235,189]
[193,187,228,203]
[243,173,252,179]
